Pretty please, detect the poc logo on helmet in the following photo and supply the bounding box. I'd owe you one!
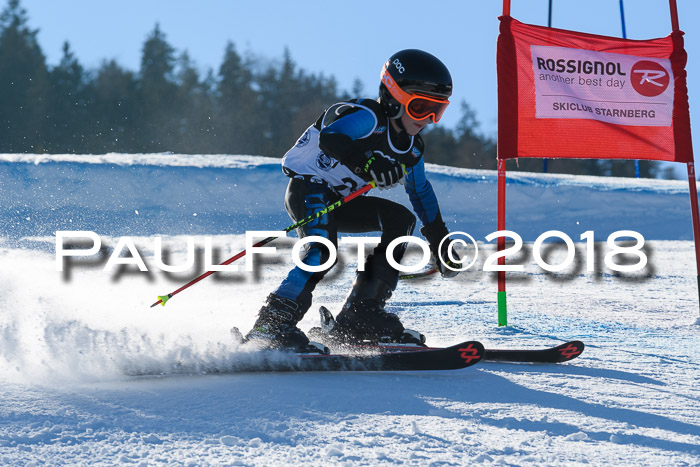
[392,59,405,74]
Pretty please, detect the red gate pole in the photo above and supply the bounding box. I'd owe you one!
[497,0,511,326]
[497,159,508,326]
[669,0,679,32]
[670,0,700,315]
[685,162,700,315]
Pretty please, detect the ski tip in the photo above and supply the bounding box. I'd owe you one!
[455,340,485,367]
[483,340,585,364]
[554,340,585,362]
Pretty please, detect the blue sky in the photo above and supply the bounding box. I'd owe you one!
[17,0,700,153]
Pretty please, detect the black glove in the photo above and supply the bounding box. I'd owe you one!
[363,152,403,189]
[421,218,461,278]
[435,240,462,278]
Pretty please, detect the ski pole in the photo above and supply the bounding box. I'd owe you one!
[150,181,376,308]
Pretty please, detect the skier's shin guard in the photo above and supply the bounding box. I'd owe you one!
[342,254,399,308]
[333,255,404,340]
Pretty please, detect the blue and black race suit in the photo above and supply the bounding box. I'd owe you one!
[274,98,450,312]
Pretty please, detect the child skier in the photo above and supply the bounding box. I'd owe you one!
[245,49,461,351]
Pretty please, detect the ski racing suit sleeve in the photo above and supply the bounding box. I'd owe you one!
[403,158,450,250]
[318,107,376,175]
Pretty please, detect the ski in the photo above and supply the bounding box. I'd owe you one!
[310,306,584,364]
[483,340,585,363]
[291,339,484,372]
[126,340,484,375]
[316,340,585,364]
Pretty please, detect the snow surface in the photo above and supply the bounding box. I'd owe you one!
[1,153,699,465]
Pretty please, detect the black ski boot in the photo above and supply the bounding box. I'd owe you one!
[329,273,425,345]
[245,294,325,353]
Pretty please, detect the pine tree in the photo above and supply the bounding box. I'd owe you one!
[174,51,216,153]
[0,0,49,152]
[137,23,177,151]
[255,48,340,156]
[90,59,138,152]
[216,42,260,154]
[424,102,496,169]
[46,41,89,152]
[255,48,298,155]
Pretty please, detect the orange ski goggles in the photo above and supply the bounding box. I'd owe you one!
[381,65,450,123]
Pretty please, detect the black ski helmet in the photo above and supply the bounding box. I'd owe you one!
[379,49,452,119]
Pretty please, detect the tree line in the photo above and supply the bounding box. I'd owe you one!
[0,0,663,177]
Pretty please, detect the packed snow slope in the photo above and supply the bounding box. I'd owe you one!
[0,153,699,466]
[0,153,696,241]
